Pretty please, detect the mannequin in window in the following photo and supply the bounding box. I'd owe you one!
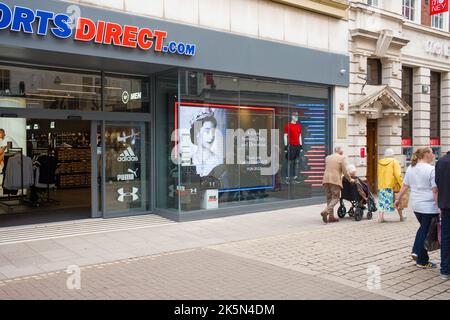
[283,111,303,184]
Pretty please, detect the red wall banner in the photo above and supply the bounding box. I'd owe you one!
[430,0,449,16]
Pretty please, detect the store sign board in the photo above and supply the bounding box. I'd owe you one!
[117,187,139,202]
[401,138,412,146]
[0,2,197,56]
[430,137,441,146]
[426,40,450,58]
[430,0,449,16]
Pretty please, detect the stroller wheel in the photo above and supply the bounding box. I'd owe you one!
[337,206,347,218]
[355,208,363,222]
[348,207,355,217]
[367,211,373,220]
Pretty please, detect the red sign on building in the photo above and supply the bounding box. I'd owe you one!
[402,138,412,146]
[430,138,441,146]
[430,0,449,16]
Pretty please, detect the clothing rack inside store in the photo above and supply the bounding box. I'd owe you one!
[0,147,25,212]
[28,147,59,207]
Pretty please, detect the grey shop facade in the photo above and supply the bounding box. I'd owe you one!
[0,0,349,224]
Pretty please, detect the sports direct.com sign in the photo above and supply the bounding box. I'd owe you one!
[430,0,449,16]
[0,1,197,56]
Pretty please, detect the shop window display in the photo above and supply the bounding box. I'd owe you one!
[156,70,331,214]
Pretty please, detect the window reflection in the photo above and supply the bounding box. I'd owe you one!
[0,65,101,111]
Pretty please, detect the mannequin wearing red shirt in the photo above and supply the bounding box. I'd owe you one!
[283,111,303,184]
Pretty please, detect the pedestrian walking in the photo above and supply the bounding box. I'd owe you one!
[395,147,439,269]
[377,149,404,223]
[321,146,353,224]
[435,149,450,280]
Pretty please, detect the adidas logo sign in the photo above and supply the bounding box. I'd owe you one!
[117,147,139,162]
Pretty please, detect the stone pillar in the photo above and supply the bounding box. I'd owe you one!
[382,58,402,96]
[380,58,403,164]
[413,67,431,148]
[441,72,450,153]
[349,53,369,104]
[347,114,366,177]
[378,116,403,161]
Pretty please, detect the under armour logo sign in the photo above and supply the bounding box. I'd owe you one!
[117,187,139,202]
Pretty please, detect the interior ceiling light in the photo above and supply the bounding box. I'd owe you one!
[37,88,97,95]
[58,82,123,90]
[27,93,75,99]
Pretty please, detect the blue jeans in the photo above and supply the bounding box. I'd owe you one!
[441,209,450,276]
[412,212,439,266]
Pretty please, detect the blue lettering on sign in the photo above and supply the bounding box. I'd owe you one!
[52,13,72,38]
[35,10,53,36]
[0,1,197,56]
[177,42,185,54]
[11,6,36,34]
[168,41,177,54]
[185,44,196,56]
[0,2,12,29]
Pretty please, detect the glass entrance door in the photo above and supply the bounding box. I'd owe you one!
[100,121,150,218]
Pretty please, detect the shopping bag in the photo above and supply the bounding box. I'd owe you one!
[424,217,441,252]
[394,190,409,209]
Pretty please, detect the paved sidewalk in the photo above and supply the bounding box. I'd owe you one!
[0,205,329,280]
[0,205,449,299]
[0,248,388,300]
[213,216,450,300]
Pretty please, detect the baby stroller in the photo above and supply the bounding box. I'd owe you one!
[337,176,377,221]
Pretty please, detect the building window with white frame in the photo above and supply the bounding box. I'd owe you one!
[432,12,449,31]
[367,0,379,7]
[402,0,416,21]
[432,13,443,29]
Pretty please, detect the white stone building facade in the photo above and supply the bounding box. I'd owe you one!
[344,0,450,189]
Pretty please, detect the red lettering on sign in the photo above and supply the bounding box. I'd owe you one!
[104,22,122,46]
[154,30,167,52]
[94,20,106,44]
[122,25,138,48]
[137,28,153,50]
[430,0,449,16]
[74,17,96,42]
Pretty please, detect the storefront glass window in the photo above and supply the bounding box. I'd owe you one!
[431,72,441,161]
[402,67,413,164]
[0,64,101,111]
[155,70,331,214]
[155,69,178,212]
[103,74,150,113]
[430,72,441,143]
[103,121,150,216]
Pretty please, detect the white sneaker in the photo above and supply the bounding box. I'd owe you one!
[440,274,449,281]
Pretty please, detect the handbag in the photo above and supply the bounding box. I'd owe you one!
[424,216,441,252]
[395,189,409,209]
